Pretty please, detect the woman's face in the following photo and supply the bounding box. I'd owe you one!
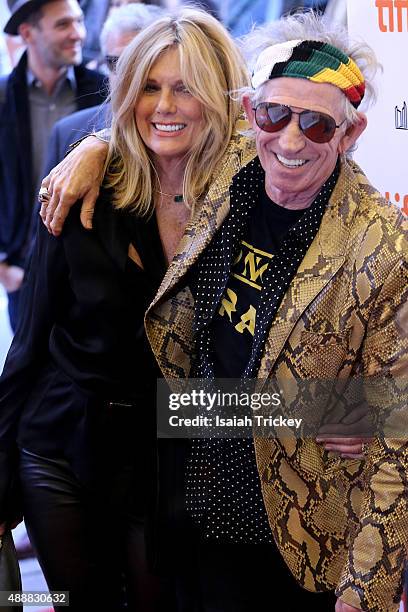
[135,46,204,168]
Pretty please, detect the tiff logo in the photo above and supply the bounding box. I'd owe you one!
[376,0,408,31]
[395,101,407,129]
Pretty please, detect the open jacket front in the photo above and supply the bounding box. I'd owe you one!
[144,128,408,612]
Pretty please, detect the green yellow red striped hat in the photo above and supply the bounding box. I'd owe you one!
[251,40,365,108]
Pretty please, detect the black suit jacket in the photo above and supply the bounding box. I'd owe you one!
[0,52,107,267]
[43,103,110,175]
[0,192,165,519]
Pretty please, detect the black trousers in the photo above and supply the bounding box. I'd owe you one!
[170,536,337,612]
[19,448,164,612]
[158,440,338,612]
[20,447,337,612]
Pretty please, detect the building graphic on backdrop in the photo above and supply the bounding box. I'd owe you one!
[391,101,408,213]
[375,0,408,32]
[395,101,408,130]
[348,1,408,217]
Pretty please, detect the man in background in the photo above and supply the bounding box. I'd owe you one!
[0,0,107,331]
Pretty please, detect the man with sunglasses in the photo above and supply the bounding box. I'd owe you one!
[149,26,406,612]
[176,34,406,612]
[38,12,407,612]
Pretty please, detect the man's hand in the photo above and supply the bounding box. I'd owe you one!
[335,598,362,611]
[40,135,109,236]
[0,263,24,293]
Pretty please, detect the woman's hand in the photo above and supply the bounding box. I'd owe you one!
[315,436,368,459]
[316,404,373,458]
[335,599,361,612]
[40,136,109,236]
[336,599,362,611]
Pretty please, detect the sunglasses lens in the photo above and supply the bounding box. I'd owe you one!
[255,104,339,143]
[300,111,336,143]
[255,103,291,133]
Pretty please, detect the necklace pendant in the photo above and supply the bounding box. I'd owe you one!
[174,194,183,203]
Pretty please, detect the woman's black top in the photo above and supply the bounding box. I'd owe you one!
[0,189,166,484]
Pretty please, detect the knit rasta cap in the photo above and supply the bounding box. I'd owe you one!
[251,40,365,108]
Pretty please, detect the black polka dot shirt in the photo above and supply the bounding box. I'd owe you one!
[186,157,341,543]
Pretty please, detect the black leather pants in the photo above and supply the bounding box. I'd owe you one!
[19,448,163,612]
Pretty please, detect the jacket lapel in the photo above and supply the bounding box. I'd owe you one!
[148,129,257,311]
[257,158,359,379]
[92,191,131,272]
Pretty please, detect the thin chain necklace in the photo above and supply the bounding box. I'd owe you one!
[155,189,183,203]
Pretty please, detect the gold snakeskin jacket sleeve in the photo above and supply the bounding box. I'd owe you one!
[145,128,408,612]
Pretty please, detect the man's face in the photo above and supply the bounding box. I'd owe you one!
[26,0,86,69]
[104,29,139,88]
[244,77,364,208]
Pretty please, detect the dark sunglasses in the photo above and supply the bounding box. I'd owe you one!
[253,102,346,144]
[104,55,119,73]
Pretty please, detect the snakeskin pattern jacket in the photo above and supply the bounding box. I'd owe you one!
[145,125,408,612]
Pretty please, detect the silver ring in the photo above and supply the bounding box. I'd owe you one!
[38,186,50,203]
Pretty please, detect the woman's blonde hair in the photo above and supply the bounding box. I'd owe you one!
[105,7,249,215]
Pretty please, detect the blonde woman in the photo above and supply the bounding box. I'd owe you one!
[0,9,247,612]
